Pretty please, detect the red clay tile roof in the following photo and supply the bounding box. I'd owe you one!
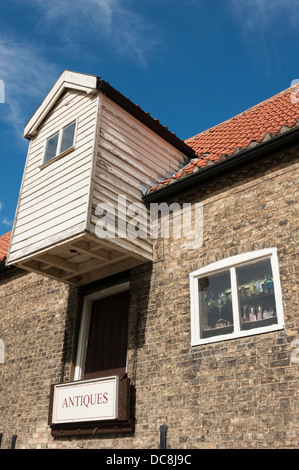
[147,84,299,193]
[0,231,11,263]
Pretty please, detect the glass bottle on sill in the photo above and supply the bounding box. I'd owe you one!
[242,305,248,322]
[263,309,269,319]
[263,274,274,294]
[249,306,256,321]
[268,307,275,317]
[257,305,263,321]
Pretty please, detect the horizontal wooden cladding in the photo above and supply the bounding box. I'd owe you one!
[25,71,98,138]
[8,88,99,266]
[34,89,97,142]
[15,183,88,227]
[99,122,178,180]
[19,160,90,210]
[89,218,152,259]
[85,93,185,267]
[21,146,92,198]
[95,95,187,204]
[26,91,97,162]
[96,144,158,192]
[12,196,88,240]
[101,96,186,170]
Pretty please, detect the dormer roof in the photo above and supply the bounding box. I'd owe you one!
[24,71,98,139]
[24,70,196,159]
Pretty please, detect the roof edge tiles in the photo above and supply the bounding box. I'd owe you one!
[143,124,299,202]
[144,84,299,198]
[0,231,12,264]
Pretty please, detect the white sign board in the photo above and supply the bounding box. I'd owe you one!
[51,376,119,424]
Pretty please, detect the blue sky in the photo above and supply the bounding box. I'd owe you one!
[0,0,299,235]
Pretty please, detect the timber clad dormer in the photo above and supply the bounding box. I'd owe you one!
[6,71,191,286]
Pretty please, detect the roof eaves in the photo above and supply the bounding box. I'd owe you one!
[143,123,299,203]
[97,79,197,160]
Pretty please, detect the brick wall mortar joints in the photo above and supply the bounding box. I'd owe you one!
[0,149,298,449]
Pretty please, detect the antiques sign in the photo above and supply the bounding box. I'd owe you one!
[51,376,119,424]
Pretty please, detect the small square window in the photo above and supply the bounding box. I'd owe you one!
[60,121,76,154]
[44,131,59,163]
[190,249,284,345]
[43,120,76,164]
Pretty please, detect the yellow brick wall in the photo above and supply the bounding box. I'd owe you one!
[0,148,298,448]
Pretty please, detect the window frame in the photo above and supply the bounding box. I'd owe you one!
[190,248,284,346]
[42,119,77,166]
[74,282,130,381]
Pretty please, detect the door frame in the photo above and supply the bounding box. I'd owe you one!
[74,281,130,381]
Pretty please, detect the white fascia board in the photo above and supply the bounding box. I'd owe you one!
[24,71,98,139]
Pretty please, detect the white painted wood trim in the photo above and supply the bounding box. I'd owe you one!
[40,117,78,167]
[24,71,97,138]
[230,267,241,335]
[74,281,130,381]
[190,276,200,346]
[85,91,101,234]
[190,248,277,278]
[6,228,86,265]
[190,248,285,346]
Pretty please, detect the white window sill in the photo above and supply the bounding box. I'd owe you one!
[191,322,285,347]
[39,145,75,170]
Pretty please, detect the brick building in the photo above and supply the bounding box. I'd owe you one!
[0,72,298,449]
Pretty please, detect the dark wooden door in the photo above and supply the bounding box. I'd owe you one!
[83,290,130,380]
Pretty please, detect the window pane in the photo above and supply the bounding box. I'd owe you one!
[198,271,233,339]
[44,132,59,162]
[236,259,277,331]
[59,121,76,154]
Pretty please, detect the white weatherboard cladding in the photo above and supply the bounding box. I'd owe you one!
[24,71,98,138]
[89,94,187,251]
[8,89,98,263]
[7,77,189,284]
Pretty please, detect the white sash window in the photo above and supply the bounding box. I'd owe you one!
[190,249,284,345]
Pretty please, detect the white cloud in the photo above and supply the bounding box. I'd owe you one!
[0,39,59,137]
[29,0,159,67]
[227,0,299,71]
[0,202,13,228]
[229,0,299,31]
[1,217,13,228]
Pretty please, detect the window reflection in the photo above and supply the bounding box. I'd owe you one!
[198,271,234,338]
[236,259,277,331]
